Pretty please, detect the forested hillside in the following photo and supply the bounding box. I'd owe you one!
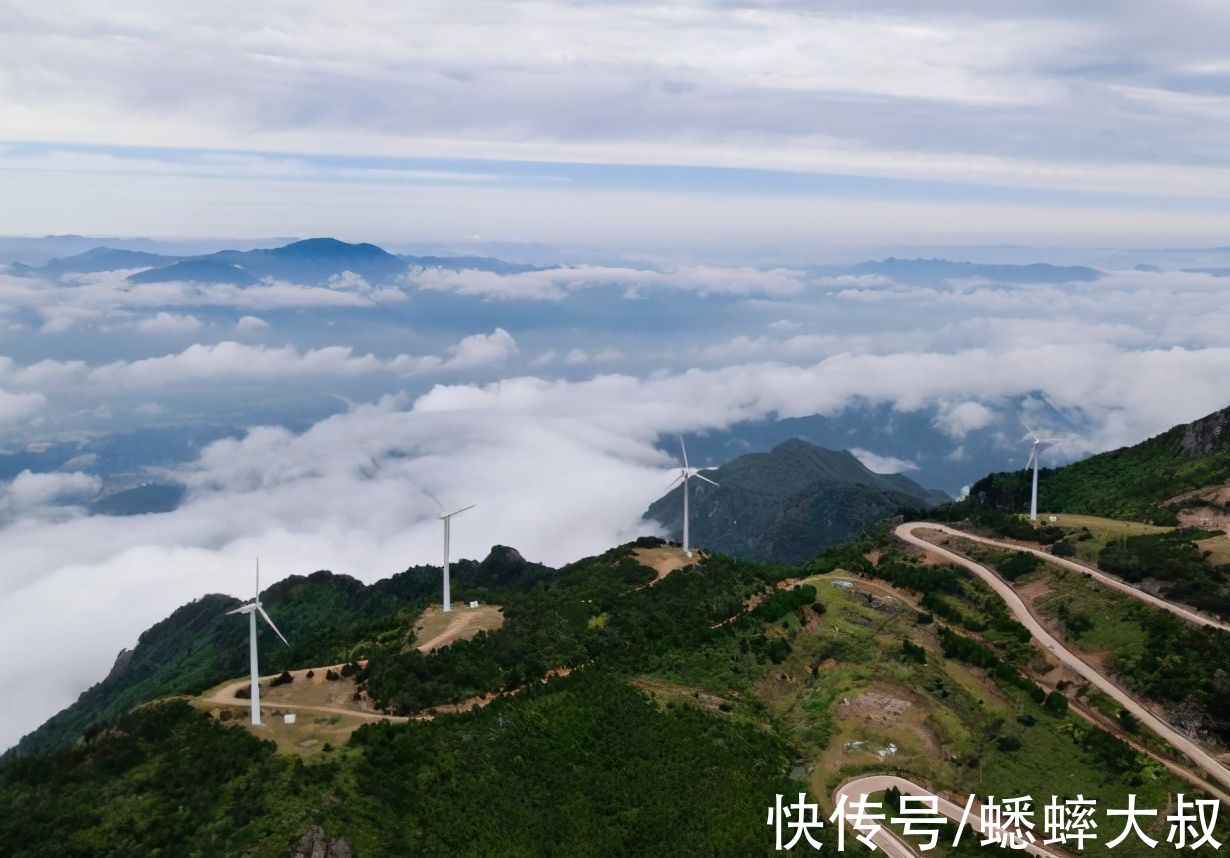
[6,526,1228,855]
[5,550,546,760]
[961,404,1230,524]
[644,439,948,562]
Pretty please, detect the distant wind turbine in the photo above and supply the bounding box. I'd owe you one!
[226,559,289,726]
[668,435,719,556]
[428,492,474,613]
[1022,429,1059,521]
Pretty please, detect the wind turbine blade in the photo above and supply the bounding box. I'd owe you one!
[424,490,445,512]
[678,435,689,469]
[694,473,719,487]
[255,557,260,600]
[667,473,685,491]
[446,504,475,518]
[1026,448,1036,469]
[256,605,290,646]
[227,602,255,615]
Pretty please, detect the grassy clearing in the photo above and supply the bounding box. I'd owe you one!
[1198,534,1230,565]
[191,699,377,757]
[411,602,504,652]
[1049,514,1171,564]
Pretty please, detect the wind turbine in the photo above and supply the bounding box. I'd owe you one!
[1022,429,1059,521]
[429,493,475,613]
[226,559,289,726]
[668,435,719,556]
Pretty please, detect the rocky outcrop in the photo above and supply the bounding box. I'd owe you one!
[102,648,134,684]
[1181,405,1230,457]
[291,827,352,858]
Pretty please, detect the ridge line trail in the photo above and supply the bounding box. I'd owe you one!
[917,523,1230,633]
[202,668,409,724]
[895,522,1230,792]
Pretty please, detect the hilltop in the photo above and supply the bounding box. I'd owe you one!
[642,439,948,563]
[3,546,546,760]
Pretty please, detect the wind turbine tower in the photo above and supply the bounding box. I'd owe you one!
[1023,430,1057,522]
[669,435,719,556]
[438,503,475,612]
[226,559,290,726]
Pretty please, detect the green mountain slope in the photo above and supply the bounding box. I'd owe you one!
[5,550,548,760]
[6,532,1225,855]
[965,404,1230,523]
[643,439,948,563]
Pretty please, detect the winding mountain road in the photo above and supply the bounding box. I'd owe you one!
[894,522,1230,792]
[913,523,1230,633]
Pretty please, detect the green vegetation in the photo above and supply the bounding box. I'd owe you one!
[7,549,561,760]
[0,676,795,856]
[937,406,1230,526]
[1098,530,1229,618]
[7,503,1229,855]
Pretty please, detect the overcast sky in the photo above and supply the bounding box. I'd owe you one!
[3,0,1230,248]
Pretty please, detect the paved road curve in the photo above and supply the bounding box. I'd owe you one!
[895,522,1230,792]
[914,523,1230,634]
[832,775,1064,858]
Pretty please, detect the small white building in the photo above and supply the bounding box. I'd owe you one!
[283,713,296,725]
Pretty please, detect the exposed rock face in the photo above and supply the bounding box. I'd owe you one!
[1181,405,1230,457]
[292,827,352,858]
[483,545,525,566]
[102,648,134,684]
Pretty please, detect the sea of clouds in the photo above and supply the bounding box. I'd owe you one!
[2,255,1230,750]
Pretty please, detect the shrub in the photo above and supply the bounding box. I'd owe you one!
[901,639,926,664]
[1044,691,1068,715]
[270,670,293,687]
[234,684,251,699]
[999,551,1040,581]
[1052,541,1076,558]
[325,669,340,681]
[997,735,1022,752]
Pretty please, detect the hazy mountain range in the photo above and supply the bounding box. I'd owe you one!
[6,236,1118,289]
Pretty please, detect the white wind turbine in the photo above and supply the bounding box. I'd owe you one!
[429,493,475,613]
[226,559,289,726]
[668,435,719,556]
[1022,429,1059,521]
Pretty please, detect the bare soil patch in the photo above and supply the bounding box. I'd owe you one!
[632,546,697,584]
[413,603,504,653]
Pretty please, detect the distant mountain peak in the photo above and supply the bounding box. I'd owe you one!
[643,438,947,563]
[270,237,397,258]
